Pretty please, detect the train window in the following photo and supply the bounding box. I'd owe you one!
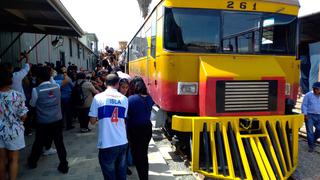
[164,8,220,53]
[260,15,297,55]
[164,7,296,55]
[223,39,236,53]
[140,31,148,57]
[222,11,260,54]
[157,5,164,19]
[128,43,137,61]
[222,11,296,55]
[151,13,157,58]
[129,31,147,60]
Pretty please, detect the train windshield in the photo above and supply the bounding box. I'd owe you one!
[164,8,297,55]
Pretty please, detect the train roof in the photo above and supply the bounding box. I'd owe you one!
[260,0,300,6]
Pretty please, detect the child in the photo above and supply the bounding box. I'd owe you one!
[118,78,132,175]
[119,78,129,97]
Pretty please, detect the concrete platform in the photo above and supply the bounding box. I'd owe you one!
[17,124,174,180]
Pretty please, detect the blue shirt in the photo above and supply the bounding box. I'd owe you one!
[54,74,73,101]
[127,95,154,128]
[301,91,320,115]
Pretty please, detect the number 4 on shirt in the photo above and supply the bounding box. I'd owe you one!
[111,107,119,123]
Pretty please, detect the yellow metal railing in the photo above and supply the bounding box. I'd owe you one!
[172,115,304,180]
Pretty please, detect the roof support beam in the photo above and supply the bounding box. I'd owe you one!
[0,0,83,37]
[0,10,69,27]
[0,25,77,36]
[0,1,53,11]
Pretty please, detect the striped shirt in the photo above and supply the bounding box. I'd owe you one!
[89,88,128,149]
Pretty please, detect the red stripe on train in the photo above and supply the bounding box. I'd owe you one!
[147,78,199,113]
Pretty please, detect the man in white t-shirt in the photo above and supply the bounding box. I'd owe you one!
[89,74,128,180]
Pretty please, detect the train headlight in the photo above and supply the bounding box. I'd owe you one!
[177,82,198,95]
[285,83,291,96]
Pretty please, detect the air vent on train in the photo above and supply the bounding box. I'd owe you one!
[216,81,278,113]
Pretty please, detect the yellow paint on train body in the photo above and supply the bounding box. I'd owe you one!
[172,114,304,180]
[127,0,302,179]
[164,0,299,16]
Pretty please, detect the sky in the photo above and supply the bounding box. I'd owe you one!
[60,0,320,51]
[299,0,320,17]
[60,0,146,50]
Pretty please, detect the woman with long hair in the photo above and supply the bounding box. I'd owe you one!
[127,79,154,180]
[0,70,28,180]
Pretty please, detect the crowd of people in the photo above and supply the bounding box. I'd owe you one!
[0,50,154,180]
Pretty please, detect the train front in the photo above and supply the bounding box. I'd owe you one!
[159,0,305,179]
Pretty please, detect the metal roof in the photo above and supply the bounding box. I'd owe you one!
[260,0,300,6]
[0,0,84,36]
[299,11,320,43]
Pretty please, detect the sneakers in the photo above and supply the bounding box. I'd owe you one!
[43,148,57,156]
[57,163,69,174]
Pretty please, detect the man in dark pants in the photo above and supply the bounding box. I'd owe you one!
[302,82,320,152]
[74,72,99,133]
[28,66,69,173]
[89,74,128,180]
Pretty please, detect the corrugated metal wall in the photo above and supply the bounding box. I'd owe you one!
[0,32,20,65]
[0,32,96,71]
[309,42,320,91]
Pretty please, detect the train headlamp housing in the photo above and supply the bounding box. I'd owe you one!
[177,82,198,95]
[285,83,291,96]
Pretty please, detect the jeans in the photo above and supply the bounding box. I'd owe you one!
[99,144,128,180]
[306,114,320,148]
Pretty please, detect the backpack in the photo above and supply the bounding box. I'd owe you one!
[71,81,86,106]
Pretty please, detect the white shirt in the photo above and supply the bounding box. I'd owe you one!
[117,71,131,80]
[89,88,128,149]
[12,63,30,99]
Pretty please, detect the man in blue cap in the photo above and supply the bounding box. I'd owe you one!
[302,82,320,152]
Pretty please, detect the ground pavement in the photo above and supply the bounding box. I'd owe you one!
[16,118,320,180]
[18,124,174,180]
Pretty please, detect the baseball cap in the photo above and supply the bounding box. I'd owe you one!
[312,82,320,89]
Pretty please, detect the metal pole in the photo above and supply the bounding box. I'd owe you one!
[19,34,48,62]
[0,32,23,59]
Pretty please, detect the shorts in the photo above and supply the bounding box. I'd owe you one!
[0,134,25,151]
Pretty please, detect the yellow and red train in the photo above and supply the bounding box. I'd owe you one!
[126,0,304,179]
